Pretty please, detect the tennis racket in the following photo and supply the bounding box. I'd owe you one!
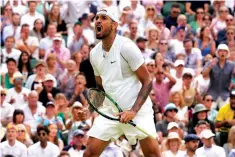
[87,88,155,139]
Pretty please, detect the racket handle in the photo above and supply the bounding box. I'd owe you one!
[128,121,156,139]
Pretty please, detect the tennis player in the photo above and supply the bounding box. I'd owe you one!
[83,8,161,157]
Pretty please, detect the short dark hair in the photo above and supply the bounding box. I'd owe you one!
[37,126,49,135]
[183,38,193,44]
[13,109,24,123]
[183,73,193,79]
[58,151,70,157]
[172,4,180,9]
[6,58,16,65]
[28,1,37,6]
[5,36,15,42]
[4,155,15,157]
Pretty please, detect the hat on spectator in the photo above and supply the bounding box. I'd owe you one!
[166,132,181,147]
[96,7,119,23]
[194,104,208,114]
[13,71,23,80]
[0,86,7,95]
[72,129,84,137]
[44,74,54,82]
[79,13,88,21]
[136,37,148,43]
[174,59,185,67]
[164,103,178,115]
[35,60,47,68]
[167,122,179,130]
[230,91,235,98]
[53,33,62,41]
[46,101,56,108]
[215,44,230,58]
[176,26,185,33]
[200,129,215,139]
[72,101,83,109]
[184,134,200,143]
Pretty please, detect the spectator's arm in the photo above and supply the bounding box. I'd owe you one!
[210,40,216,57]
[196,59,202,76]
[1,117,12,127]
[65,119,73,130]
[185,2,195,15]
[164,71,176,89]
[204,3,209,13]
[202,61,212,78]
[194,40,199,48]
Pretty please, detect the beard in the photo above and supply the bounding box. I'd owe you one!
[231,104,235,110]
[95,25,113,40]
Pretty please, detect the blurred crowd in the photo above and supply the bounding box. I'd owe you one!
[1,0,235,157]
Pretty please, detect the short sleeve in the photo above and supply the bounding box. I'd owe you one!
[121,41,144,71]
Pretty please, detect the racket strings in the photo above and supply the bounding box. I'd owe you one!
[88,90,106,109]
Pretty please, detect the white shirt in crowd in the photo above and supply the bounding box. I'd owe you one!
[12,4,28,16]
[68,147,84,157]
[5,87,31,109]
[162,150,185,157]
[100,142,124,157]
[23,103,45,133]
[20,12,45,30]
[1,48,22,64]
[169,39,184,55]
[0,101,14,120]
[0,140,27,157]
[132,3,145,21]
[3,25,21,42]
[192,74,210,96]
[28,141,60,157]
[39,36,66,52]
[196,144,226,157]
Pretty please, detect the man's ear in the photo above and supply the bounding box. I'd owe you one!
[112,22,118,30]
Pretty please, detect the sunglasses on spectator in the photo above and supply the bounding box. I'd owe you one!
[147,8,155,11]
[226,19,233,22]
[15,78,23,81]
[196,12,204,14]
[205,99,213,102]
[1,94,6,96]
[39,132,46,137]
[18,130,25,133]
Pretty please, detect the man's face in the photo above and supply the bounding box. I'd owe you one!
[7,61,16,74]
[73,135,84,146]
[47,25,56,37]
[186,140,199,152]
[7,128,17,141]
[230,96,235,110]
[38,130,48,143]
[202,137,213,148]
[184,41,193,52]
[5,38,14,49]
[74,25,83,37]
[155,19,164,28]
[195,124,208,135]
[14,78,23,88]
[53,40,61,49]
[137,41,146,50]
[166,109,177,119]
[218,49,228,59]
[95,14,114,39]
[130,23,137,35]
[46,105,56,116]
[80,45,89,60]
[43,80,54,92]
[175,65,184,73]
[226,15,234,26]
[12,14,20,26]
[29,2,36,13]
[21,26,30,37]
[28,93,38,106]
[171,7,180,18]
[177,29,186,40]
[183,77,192,86]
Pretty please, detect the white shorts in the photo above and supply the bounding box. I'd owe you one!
[87,103,157,145]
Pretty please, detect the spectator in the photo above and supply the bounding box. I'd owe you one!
[20,1,45,30]
[44,33,71,69]
[46,53,63,80]
[182,39,202,75]
[154,15,170,40]
[130,0,145,21]
[149,89,162,122]
[11,0,27,16]
[216,91,235,147]
[1,36,21,65]
[194,26,216,57]
[23,90,46,134]
[30,18,45,41]
[12,109,31,135]
[224,126,235,156]
[170,60,185,92]
[28,126,60,157]
[5,71,31,109]
[68,130,86,157]
[164,4,181,29]
[202,44,235,110]
[17,51,34,83]
[48,123,64,151]
[222,26,235,51]
[161,132,185,157]
[188,104,215,134]
[16,24,39,59]
[2,13,21,42]
[189,8,205,33]
[67,22,88,55]
[124,20,139,42]
[183,134,202,157]
[45,4,67,36]
[71,52,83,73]
[202,14,212,28]
[38,74,60,107]
[55,93,70,125]
[59,151,70,157]
[185,1,210,15]
[194,120,210,138]
[16,124,33,147]
[118,7,134,36]
[196,129,226,157]
[136,37,154,59]
[0,124,27,157]
[146,25,160,52]
[0,88,14,127]
[145,59,155,79]
[2,58,17,89]
[79,44,90,61]
[156,103,178,138]
[202,94,218,122]
[1,4,13,41]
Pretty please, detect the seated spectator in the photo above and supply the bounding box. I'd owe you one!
[0,88,14,127]
[1,4,13,44]
[189,8,205,33]
[71,52,83,73]
[118,7,133,36]
[0,124,27,157]
[1,36,21,65]
[196,129,226,157]
[224,126,235,156]
[192,72,210,97]
[149,90,162,123]
[202,94,218,122]
[44,33,71,70]
[194,120,210,138]
[184,134,203,157]
[17,51,34,83]
[145,59,156,79]
[16,24,39,60]
[216,91,235,147]
[12,109,31,135]
[20,1,45,30]
[124,20,139,42]
[136,37,154,59]
[2,58,17,89]
[48,123,64,151]
[59,151,70,157]
[5,71,31,109]
[68,130,86,157]
[222,26,235,52]
[38,74,60,107]
[25,61,57,90]
[16,124,33,147]
[79,44,90,61]
[28,126,60,157]
[170,60,185,92]
[30,18,45,41]
[130,0,145,21]
[188,104,215,134]
[146,25,160,52]
[164,4,181,30]
[55,93,70,125]
[156,103,178,139]
[23,90,46,134]
[46,53,63,80]
[154,15,170,40]
[161,132,185,157]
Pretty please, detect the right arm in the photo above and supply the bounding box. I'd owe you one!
[95,76,103,90]
[185,2,195,15]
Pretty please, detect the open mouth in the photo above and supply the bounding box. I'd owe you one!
[96,25,102,33]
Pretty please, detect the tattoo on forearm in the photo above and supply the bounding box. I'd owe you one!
[132,82,152,112]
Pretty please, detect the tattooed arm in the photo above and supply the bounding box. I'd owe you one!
[118,64,152,123]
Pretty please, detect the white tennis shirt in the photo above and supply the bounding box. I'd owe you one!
[90,35,152,111]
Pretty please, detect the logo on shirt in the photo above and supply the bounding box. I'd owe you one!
[111,61,116,64]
